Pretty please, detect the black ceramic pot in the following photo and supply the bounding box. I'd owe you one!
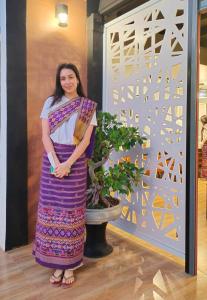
[84,222,113,258]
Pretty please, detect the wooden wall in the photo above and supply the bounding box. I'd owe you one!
[27,0,87,241]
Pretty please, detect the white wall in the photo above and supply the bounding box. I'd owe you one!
[0,0,7,251]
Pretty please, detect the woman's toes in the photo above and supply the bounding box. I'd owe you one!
[49,270,63,284]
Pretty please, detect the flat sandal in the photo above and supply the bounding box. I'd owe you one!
[49,272,63,287]
[61,274,75,288]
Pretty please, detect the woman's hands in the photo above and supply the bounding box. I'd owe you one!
[54,162,71,178]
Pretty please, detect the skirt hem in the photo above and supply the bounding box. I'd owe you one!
[33,252,83,270]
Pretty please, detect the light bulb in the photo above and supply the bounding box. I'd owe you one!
[57,12,68,26]
[55,4,68,27]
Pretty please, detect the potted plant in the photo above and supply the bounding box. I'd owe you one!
[84,112,145,258]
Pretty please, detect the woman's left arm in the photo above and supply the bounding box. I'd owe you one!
[54,125,94,177]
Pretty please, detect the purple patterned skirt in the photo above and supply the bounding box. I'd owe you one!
[33,143,87,270]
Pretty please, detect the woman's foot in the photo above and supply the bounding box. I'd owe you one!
[61,270,75,288]
[49,269,64,286]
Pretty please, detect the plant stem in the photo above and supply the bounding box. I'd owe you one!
[93,154,110,170]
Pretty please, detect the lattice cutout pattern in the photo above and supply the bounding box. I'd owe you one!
[104,0,188,257]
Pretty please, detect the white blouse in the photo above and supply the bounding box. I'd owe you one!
[40,96,97,145]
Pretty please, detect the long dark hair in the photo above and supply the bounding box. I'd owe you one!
[51,63,86,106]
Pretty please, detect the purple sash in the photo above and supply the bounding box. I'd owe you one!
[48,97,97,158]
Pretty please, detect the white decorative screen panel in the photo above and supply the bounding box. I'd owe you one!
[103,0,188,257]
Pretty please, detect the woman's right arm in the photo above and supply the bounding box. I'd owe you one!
[42,119,60,166]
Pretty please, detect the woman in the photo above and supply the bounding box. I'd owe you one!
[33,63,97,288]
[201,115,207,178]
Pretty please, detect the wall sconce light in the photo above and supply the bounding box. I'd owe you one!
[55,3,68,27]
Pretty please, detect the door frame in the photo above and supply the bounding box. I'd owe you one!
[0,0,7,251]
[186,0,207,276]
[185,0,199,276]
